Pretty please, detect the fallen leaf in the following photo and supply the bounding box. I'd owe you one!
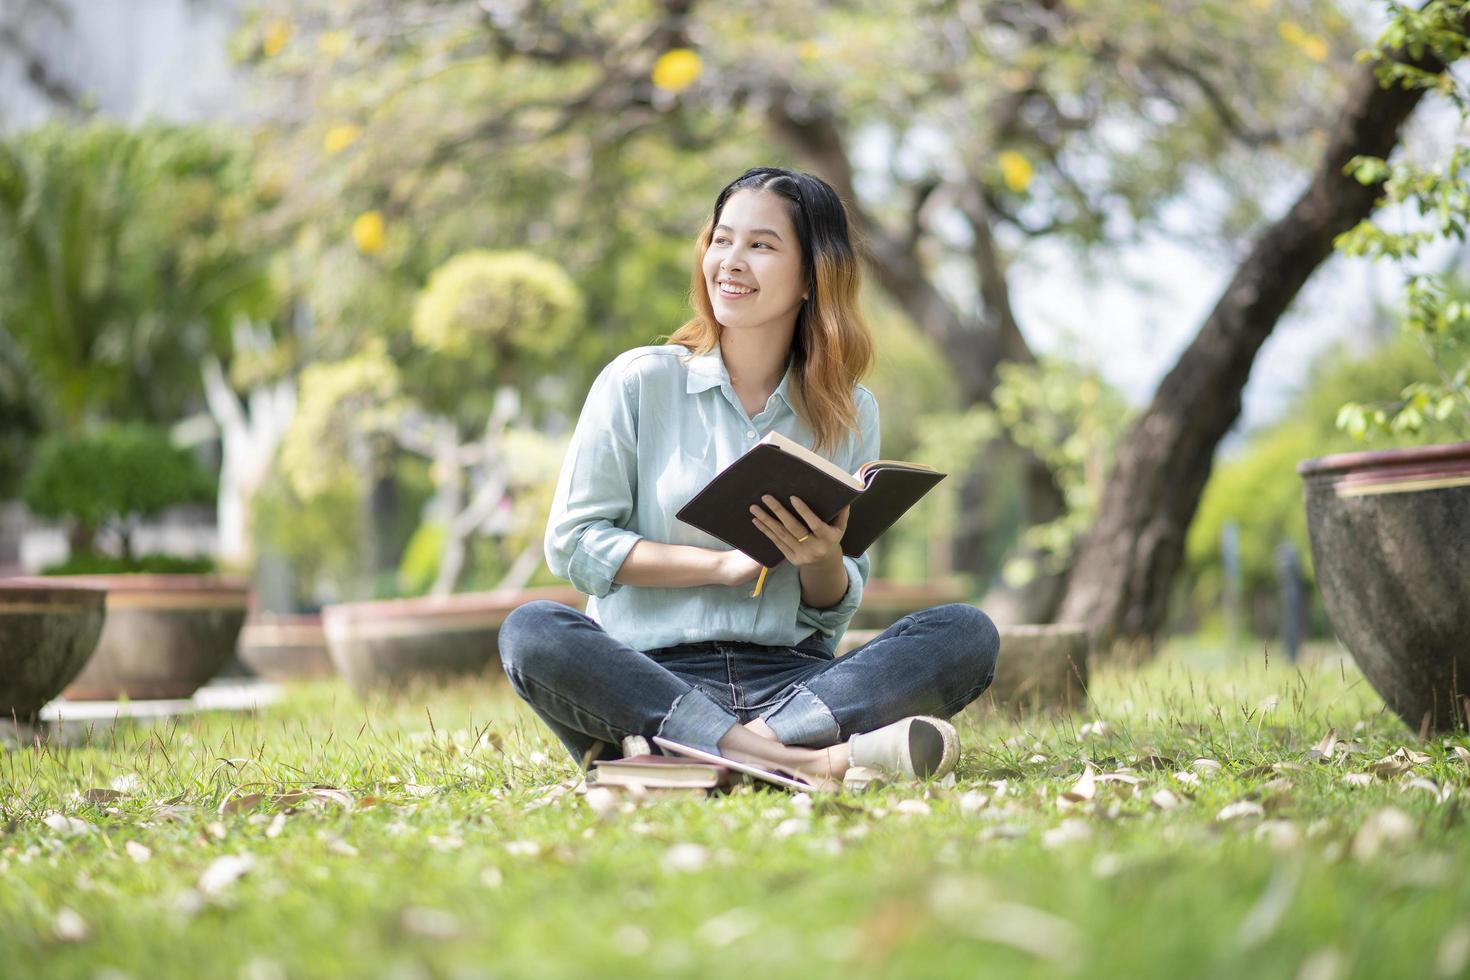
[400,906,460,940]
[1192,759,1222,774]
[1151,789,1181,810]
[197,854,253,897]
[1096,772,1143,785]
[1342,773,1373,787]
[1236,863,1301,949]
[1451,746,1470,766]
[958,791,989,814]
[326,837,359,857]
[51,907,89,943]
[1134,755,1177,771]
[1436,923,1470,978]
[83,788,126,804]
[694,908,760,948]
[662,843,709,873]
[1042,819,1091,848]
[1173,771,1201,786]
[219,792,266,816]
[206,821,227,841]
[1253,820,1303,853]
[1351,807,1416,861]
[264,813,286,839]
[1064,764,1097,802]
[125,841,151,864]
[1306,728,1338,762]
[1079,720,1110,738]
[41,813,90,836]
[1216,801,1265,822]
[773,818,807,839]
[1402,777,1448,802]
[894,799,932,817]
[109,774,143,794]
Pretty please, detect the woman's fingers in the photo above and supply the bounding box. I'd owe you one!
[758,494,817,539]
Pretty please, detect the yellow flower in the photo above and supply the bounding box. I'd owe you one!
[998,150,1034,193]
[1298,33,1330,62]
[652,49,703,93]
[317,30,350,58]
[323,124,362,155]
[797,41,822,62]
[262,19,293,57]
[1277,21,1305,45]
[353,211,385,255]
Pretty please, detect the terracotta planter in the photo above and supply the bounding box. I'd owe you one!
[851,576,969,631]
[54,575,251,701]
[1299,442,1470,733]
[0,578,107,720]
[237,613,334,682]
[323,586,586,694]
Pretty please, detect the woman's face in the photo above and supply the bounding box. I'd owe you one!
[702,189,808,335]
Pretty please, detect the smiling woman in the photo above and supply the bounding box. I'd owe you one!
[497,167,1000,793]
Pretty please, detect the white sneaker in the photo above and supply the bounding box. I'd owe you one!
[846,716,959,779]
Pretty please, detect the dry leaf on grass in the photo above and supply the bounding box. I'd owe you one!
[400,907,460,941]
[124,841,151,863]
[1306,729,1338,762]
[51,907,89,943]
[42,813,91,836]
[1402,777,1451,803]
[1351,807,1416,861]
[1042,819,1092,848]
[1216,801,1265,822]
[1192,759,1223,775]
[1061,764,1096,803]
[1451,746,1470,766]
[198,854,253,897]
[1151,789,1181,810]
[83,788,126,804]
[894,799,932,817]
[1342,773,1373,787]
[662,843,710,873]
[1236,863,1301,949]
[264,813,286,839]
[219,792,266,816]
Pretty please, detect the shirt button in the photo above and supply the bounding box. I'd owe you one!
[746,430,756,438]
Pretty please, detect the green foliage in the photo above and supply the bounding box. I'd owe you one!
[21,424,216,561]
[1331,1,1470,439]
[408,250,583,425]
[0,330,40,496]
[396,521,447,597]
[1183,330,1464,635]
[41,553,215,576]
[0,123,281,429]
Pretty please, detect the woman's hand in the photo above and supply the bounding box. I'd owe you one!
[750,496,849,569]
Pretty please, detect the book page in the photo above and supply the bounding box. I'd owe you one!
[759,431,864,491]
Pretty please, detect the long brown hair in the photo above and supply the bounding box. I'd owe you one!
[661,167,875,457]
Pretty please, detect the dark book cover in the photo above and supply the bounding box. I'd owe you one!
[676,441,947,568]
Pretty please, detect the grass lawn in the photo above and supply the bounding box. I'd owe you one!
[3,638,1469,980]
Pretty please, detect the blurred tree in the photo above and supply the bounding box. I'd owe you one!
[0,123,281,430]
[0,329,41,496]
[1182,328,1465,637]
[21,423,217,567]
[242,0,1361,614]
[1059,3,1470,650]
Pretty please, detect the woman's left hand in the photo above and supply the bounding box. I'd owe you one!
[750,496,849,569]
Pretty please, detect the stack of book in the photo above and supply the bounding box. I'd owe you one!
[587,754,735,794]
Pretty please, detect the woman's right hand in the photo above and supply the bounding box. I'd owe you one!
[714,549,764,587]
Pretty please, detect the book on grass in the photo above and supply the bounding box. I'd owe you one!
[589,754,735,790]
[676,430,947,569]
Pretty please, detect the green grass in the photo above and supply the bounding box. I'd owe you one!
[3,639,1469,980]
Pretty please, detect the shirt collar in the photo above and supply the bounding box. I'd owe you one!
[684,343,796,409]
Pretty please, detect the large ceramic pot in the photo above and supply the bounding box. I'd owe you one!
[54,575,251,701]
[323,586,586,694]
[237,613,334,682]
[851,576,969,631]
[1299,442,1470,733]
[0,578,107,720]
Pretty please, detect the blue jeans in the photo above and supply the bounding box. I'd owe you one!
[497,600,1000,767]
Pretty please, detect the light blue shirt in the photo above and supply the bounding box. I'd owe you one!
[544,343,880,654]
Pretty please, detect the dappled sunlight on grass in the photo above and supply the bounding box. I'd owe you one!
[2,641,1467,979]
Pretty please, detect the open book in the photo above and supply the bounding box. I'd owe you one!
[676,430,946,569]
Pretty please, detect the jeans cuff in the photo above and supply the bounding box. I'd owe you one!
[656,688,737,757]
[761,683,841,747]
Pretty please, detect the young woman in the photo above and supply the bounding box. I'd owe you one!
[498,167,999,791]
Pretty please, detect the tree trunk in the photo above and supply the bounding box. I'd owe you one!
[1058,44,1452,650]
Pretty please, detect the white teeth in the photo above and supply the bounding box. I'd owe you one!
[719,282,754,295]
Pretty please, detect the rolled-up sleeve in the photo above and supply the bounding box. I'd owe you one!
[544,361,643,598]
[796,388,880,647]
